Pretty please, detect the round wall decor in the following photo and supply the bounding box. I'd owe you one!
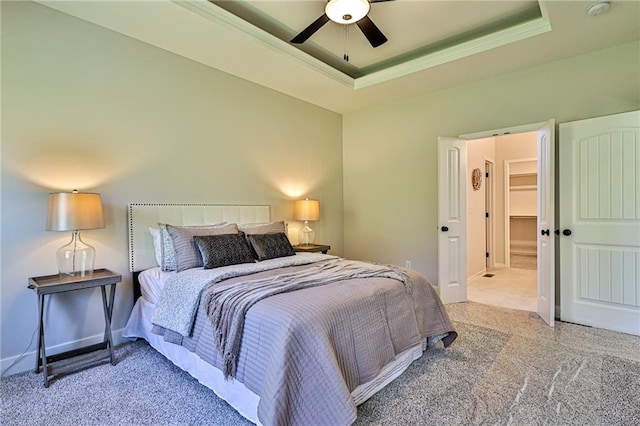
[472,168,482,191]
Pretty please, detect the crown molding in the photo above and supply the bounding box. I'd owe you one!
[354,17,552,90]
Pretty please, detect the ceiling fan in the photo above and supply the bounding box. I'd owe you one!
[291,0,393,48]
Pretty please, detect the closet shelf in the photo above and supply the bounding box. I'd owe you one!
[510,215,537,219]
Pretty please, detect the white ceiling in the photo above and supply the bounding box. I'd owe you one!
[38,0,640,113]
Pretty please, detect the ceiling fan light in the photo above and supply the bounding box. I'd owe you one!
[325,0,370,24]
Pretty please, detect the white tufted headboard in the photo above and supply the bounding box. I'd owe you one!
[127,203,270,272]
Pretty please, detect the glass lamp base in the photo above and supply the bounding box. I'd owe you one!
[57,231,95,277]
[298,222,315,246]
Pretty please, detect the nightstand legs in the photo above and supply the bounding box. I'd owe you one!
[35,294,48,387]
[33,283,118,387]
[100,285,116,365]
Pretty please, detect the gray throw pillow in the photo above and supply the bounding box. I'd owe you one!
[158,222,226,271]
[167,223,239,272]
[194,234,256,269]
[247,232,295,261]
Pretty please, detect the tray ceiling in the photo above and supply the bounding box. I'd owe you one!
[36,0,640,113]
[212,0,545,78]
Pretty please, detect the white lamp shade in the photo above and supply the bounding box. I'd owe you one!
[46,192,105,231]
[293,199,320,221]
[325,0,370,24]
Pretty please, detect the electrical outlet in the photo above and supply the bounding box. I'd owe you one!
[405,260,412,269]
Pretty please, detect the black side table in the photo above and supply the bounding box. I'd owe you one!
[28,268,122,387]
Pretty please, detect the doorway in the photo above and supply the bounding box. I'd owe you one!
[467,134,539,312]
[438,119,554,326]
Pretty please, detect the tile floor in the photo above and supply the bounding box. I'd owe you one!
[468,262,537,311]
[509,253,537,270]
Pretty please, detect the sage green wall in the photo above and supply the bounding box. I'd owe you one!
[1,2,343,374]
[343,40,640,285]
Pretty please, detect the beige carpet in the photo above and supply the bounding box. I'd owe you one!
[2,302,639,425]
[357,302,640,425]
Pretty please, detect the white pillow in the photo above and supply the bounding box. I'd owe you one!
[238,221,287,235]
[149,227,163,266]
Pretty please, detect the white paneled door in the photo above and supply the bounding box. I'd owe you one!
[560,110,640,336]
[536,120,555,326]
[438,137,467,303]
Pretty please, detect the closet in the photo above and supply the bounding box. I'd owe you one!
[507,160,537,267]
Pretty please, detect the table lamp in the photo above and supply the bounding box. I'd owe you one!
[46,191,105,277]
[293,198,320,246]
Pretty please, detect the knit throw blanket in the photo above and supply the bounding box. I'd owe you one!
[152,254,340,337]
[204,258,411,379]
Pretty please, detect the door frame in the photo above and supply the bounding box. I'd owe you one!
[485,160,495,269]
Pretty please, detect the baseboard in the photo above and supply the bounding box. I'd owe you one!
[467,268,486,280]
[0,328,127,377]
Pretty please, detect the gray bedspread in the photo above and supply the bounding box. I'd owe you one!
[205,258,413,378]
[152,258,457,426]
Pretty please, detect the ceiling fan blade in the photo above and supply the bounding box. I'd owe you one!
[356,15,388,48]
[291,14,331,44]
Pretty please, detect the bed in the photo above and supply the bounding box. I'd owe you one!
[123,203,457,425]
